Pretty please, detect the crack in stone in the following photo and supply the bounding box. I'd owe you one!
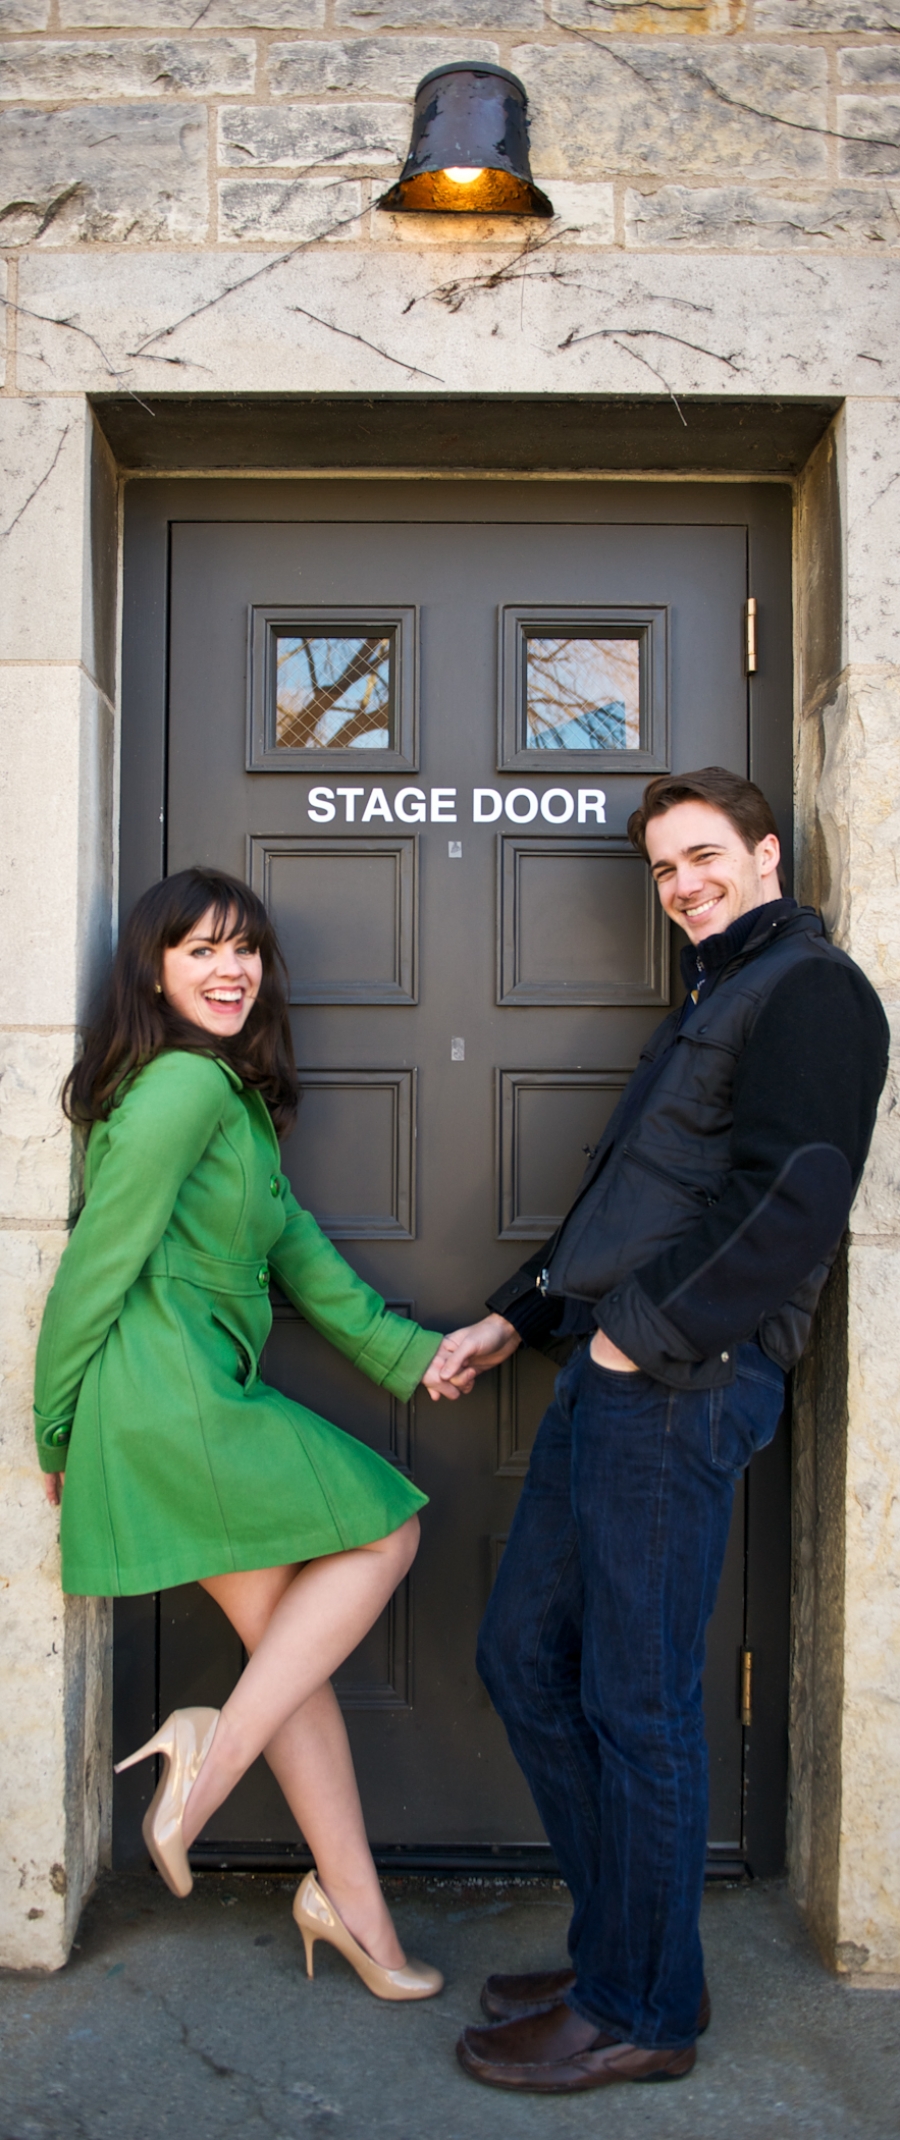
[0,180,87,242]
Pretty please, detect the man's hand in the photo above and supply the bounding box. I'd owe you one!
[422,1314,522,1402]
[590,1329,639,1373]
[42,1472,64,1506]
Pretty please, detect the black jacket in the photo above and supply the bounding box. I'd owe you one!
[488,902,889,1389]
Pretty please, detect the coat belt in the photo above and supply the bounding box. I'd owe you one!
[140,1242,271,1295]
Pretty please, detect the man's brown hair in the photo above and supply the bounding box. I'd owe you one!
[628,766,784,886]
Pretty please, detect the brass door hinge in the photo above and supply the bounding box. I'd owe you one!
[744,597,758,675]
[741,1647,753,1729]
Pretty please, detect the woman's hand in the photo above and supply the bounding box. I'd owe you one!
[422,1315,521,1402]
[42,1472,64,1506]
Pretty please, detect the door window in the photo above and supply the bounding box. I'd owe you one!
[500,603,668,772]
[248,605,417,771]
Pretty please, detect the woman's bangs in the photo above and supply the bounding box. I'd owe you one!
[164,875,268,952]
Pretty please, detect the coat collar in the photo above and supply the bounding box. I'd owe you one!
[679,897,814,998]
[213,1056,245,1092]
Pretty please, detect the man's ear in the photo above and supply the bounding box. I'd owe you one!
[757,833,781,881]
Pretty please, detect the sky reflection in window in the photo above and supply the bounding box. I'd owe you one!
[525,636,641,752]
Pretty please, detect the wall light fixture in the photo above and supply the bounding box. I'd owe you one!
[378,65,553,217]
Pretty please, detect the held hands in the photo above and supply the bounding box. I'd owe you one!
[421,1314,522,1403]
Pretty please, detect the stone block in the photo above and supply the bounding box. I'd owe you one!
[851,1006,900,1237]
[842,397,900,668]
[335,0,542,24]
[511,41,829,180]
[839,96,900,178]
[839,45,900,86]
[0,104,208,246]
[0,1227,67,1969]
[837,1241,900,1976]
[0,0,49,22]
[626,182,900,248]
[0,400,103,670]
[268,36,500,98]
[0,1033,77,1227]
[757,1,900,25]
[0,668,113,1027]
[550,0,736,26]
[817,667,900,989]
[373,175,614,244]
[60,0,324,22]
[16,250,900,401]
[219,101,407,169]
[0,37,256,102]
[219,174,362,241]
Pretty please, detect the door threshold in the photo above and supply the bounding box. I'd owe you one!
[188,1840,751,1881]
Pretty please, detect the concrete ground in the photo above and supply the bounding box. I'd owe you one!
[1,1875,898,2140]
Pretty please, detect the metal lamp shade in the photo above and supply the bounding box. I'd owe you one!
[378,65,553,217]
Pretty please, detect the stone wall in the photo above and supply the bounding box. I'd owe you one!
[2,3,900,256]
[1,0,899,1977]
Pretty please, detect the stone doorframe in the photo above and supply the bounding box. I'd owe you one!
[1,394,897,1983]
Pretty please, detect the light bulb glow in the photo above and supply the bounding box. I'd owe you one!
[443,166,485,184]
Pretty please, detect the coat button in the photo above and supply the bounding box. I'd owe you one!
[269,1174,280,1197]
[51,1425,70,1445]
[258,1265,270,1289]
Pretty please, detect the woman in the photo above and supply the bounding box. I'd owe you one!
[35,867,463,1999]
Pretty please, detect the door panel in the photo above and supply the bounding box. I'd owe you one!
[115,477,793,1874]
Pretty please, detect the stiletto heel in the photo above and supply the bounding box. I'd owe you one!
[292,1872,443,2002]
[115,1706,219,1899]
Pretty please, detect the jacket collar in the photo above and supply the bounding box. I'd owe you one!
[213,1055,244,1091]
[679,897,814,997]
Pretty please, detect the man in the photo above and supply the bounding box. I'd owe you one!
[435,766,888,2095]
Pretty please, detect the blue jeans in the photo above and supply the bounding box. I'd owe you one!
[477,1339,785,2050]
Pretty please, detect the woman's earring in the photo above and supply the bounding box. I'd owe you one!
[154,983,162,995]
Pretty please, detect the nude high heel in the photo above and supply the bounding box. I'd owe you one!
[115,1707,219,1899]
[293,1872,443,2002]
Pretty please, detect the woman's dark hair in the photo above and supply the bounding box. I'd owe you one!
[64,868,298,1135]
[628,765,785,890]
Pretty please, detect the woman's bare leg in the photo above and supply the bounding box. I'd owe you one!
[181,1517,419,1964]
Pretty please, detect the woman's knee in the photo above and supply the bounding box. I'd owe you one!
[373,1511,419,1577]
[396,1511,420,1571]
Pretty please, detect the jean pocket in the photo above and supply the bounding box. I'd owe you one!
[708,1358,785,1477]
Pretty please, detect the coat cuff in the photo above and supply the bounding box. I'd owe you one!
[357,1322,442,1403]
[594,1280,734,1390]
[34,1412,73,1472]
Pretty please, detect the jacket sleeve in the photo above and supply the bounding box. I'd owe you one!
[269,1188,441,1401]
[486,1240,564,1349]
[34,1053,228,1471]
[596,960,889,1376]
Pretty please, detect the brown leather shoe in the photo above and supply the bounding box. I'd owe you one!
[457,2003,696,2093]
[480,1967,711,2035]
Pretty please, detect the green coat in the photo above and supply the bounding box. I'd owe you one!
[34,1051,440,1597]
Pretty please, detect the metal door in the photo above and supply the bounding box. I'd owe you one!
[114,479,792,1877]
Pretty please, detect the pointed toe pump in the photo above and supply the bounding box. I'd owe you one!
[115,1706,219,1899]
[293,1872,443,2002]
